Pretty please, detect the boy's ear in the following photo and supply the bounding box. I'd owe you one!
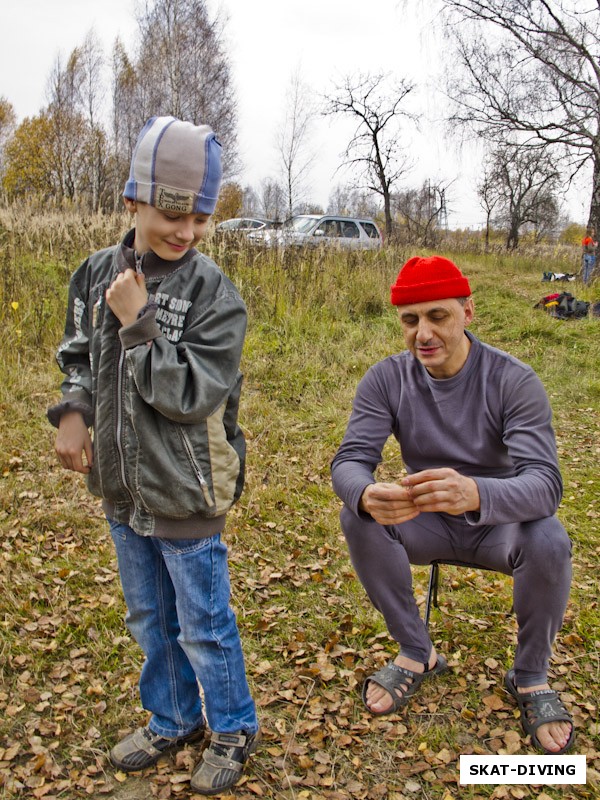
[123,197,137,214]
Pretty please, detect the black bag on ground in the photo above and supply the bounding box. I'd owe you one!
[534,292,589,319]
[556,292,589,319]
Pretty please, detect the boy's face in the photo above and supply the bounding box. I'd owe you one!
[124,199,211,260]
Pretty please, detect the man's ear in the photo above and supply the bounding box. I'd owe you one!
[463,297,475,326]
[123,197,137,214]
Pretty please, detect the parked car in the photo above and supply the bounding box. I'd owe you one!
[247,214,382,249]
[215,217,276,233]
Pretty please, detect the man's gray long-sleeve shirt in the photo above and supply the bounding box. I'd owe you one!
[331,332,563,526]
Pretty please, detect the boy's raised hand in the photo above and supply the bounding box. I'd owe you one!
[106,268,148,327]
[55,411,93,474]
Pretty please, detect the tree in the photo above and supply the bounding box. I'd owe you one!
[325,73,415,240]
[480,144,561,248]
[442,0,600,231]
[2,115,55,199]
[43,43,109,207]
[393,180,451,245]
[0,97,16,182]
[45,53,87,202]
[214,181,243,222]
[133,0,238,176]
[327,183,354,216]
[74,30,107,210]
[477,171,499,251]
[276,70,315,218]
[327,183,380,218]
[256,178,286,222]
[111,39,139,208]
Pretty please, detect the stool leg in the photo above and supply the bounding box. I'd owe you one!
[424,563,439,627]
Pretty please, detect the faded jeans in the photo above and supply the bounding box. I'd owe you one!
[582,253,595,284]
[108,520,258,738]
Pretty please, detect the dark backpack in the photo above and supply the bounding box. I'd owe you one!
[557,292,590,319]
[535,292,589,319]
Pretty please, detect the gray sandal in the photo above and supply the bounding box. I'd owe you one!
[504,669,575,754]
[110,724,205,772]
[363,654,448,716]
[191,729,260,795]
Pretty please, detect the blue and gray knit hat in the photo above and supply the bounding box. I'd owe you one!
[123,116,222,215]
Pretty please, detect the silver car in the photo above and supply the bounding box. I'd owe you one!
[248,214,382,249]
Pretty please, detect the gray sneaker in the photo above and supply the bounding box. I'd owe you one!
[110,724,205,772]
[190,729,260,795]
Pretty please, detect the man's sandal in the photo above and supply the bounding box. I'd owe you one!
[362,654,448,716]
[109,723,206,771]
[190,729,260,795]
[504,669,575,754]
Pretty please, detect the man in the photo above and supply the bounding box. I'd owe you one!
[581,226,597,285]
[331,255,574,755]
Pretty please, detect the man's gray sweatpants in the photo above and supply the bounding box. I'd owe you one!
[341,507,572,687]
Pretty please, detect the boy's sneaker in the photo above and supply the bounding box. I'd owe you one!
[110,723,205,772]
[190,729,259,795]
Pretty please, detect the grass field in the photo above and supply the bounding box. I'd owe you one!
[0,210,598,799]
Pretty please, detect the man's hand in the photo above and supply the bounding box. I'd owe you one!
[106,269,148,326]
[55,411,93,474]
[359,482,420,525]
[401,468,480,515]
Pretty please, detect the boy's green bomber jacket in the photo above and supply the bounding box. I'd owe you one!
[48,230,247,538]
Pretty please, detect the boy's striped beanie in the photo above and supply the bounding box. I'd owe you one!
[123,116,222,215]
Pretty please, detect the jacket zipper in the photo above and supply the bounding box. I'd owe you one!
[113,252,143,506]
[115,347,136,505]
[179,427,215,508]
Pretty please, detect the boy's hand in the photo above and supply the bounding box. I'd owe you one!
[106,269,148,326]
[360,482,420,525]
[55,411,93,474]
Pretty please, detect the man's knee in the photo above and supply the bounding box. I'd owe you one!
[519,518,571,582]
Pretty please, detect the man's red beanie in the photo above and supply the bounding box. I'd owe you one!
[390,255,471,306]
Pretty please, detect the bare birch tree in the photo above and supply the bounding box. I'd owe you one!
[480,143,561,248]
[393,180,451,245]
[325,73,415,240]
[133,0,238,176]
[442,0,600,230]
[276,70,316,218]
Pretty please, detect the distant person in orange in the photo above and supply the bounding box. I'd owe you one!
[581,226,597,284]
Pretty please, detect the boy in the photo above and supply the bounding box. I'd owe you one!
[48,116,259,795]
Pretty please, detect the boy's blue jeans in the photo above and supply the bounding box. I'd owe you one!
[108,520,258,738]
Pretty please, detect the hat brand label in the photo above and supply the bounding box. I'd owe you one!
[156,186,194,214]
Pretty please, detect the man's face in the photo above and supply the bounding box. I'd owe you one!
[124,199,211,260]
[397,297,474,379]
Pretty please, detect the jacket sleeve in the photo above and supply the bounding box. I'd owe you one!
[468,368,563,526]
[331,366,394,516]
[121,289,247,424]
[47,259,94,428]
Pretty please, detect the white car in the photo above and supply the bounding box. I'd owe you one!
[215,217,275,233]
[248,214,383,249]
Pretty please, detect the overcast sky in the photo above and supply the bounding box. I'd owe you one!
[0,0,590,227]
